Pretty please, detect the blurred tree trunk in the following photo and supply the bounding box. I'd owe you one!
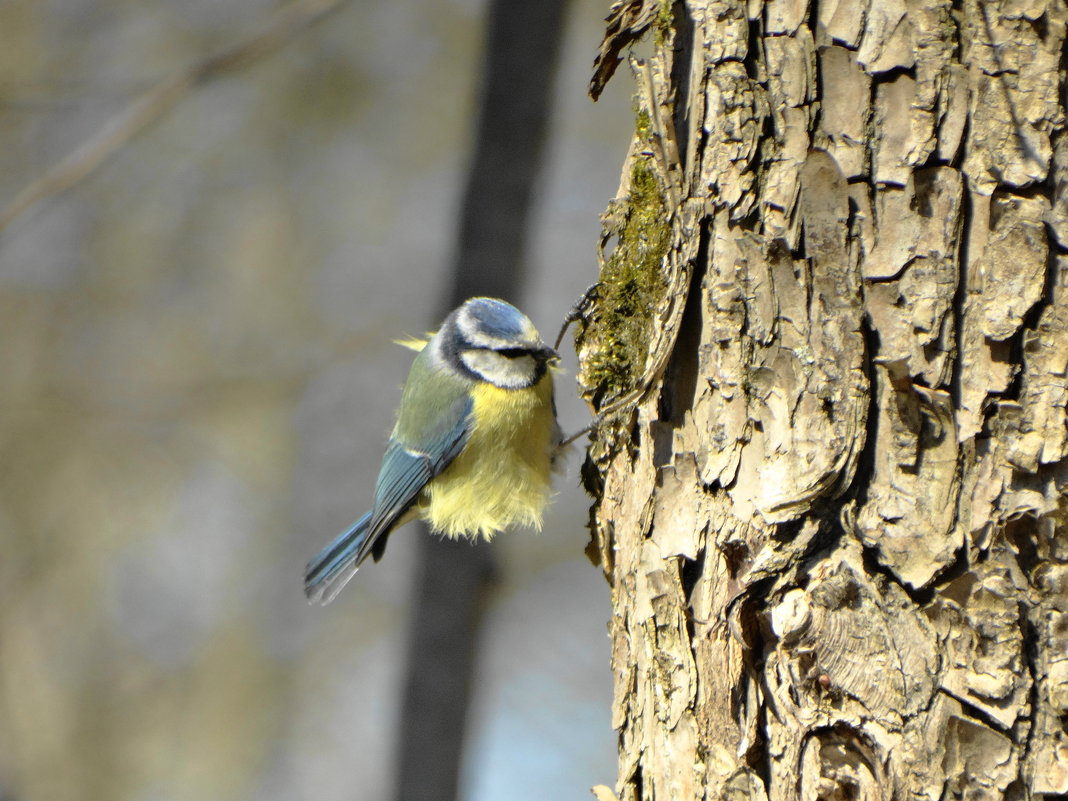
[394,1,566,800]
[578,1,1068,799]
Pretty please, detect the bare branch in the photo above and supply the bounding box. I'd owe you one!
[0,0,348,233]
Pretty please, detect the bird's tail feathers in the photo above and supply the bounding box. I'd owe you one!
[303,511,374,605]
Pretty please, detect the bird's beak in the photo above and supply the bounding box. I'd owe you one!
[536,345,559,364]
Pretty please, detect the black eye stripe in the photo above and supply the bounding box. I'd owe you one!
[496,348,529,359]
[463,345,532,359]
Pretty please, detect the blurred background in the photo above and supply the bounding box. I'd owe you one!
[0,0,633,799]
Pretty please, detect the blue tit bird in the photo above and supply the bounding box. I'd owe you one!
[304,297,562,605]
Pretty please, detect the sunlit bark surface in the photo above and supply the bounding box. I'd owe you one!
[578,1,1068,798]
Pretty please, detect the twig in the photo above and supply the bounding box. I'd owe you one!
[0,0,348,233]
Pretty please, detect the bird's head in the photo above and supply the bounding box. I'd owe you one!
[441,297,558,389]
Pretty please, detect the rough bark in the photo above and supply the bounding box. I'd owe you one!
[578,1,1068,799]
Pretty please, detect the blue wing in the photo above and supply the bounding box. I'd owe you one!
[303,394,473,604]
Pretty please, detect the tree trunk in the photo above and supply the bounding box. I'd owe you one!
[577,1,1068,799]
[395,1,567,799]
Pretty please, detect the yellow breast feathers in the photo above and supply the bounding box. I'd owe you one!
[421,373,556,539]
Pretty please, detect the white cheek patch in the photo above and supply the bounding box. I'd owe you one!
[460,350,537,389]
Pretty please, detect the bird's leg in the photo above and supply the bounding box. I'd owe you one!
[553,283,600,448]
[559,419,597,448]
[553,282,600,351]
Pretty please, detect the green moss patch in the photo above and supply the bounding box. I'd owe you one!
[578,122,671,407]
